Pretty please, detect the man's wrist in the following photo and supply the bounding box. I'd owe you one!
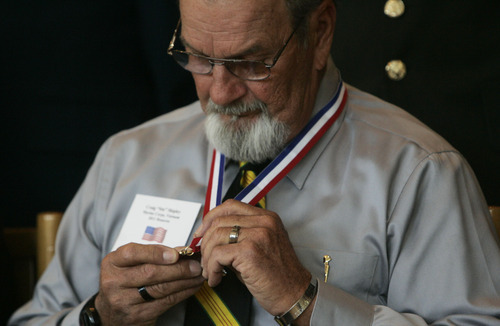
[79,292,101,326]
[274,278,318,326]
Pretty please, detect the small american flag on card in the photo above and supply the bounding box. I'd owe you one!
[142,226,167,243]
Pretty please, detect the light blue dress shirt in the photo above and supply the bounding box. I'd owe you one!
[9,59,500,325]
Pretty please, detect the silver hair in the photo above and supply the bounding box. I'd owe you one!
[284,0,325,43]
[177,0,331,45]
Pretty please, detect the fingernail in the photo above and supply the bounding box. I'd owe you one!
[163,250,175,263]
[189,260,202,275]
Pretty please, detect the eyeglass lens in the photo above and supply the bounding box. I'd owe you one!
[171,51,271,81]
[172,52,211,75]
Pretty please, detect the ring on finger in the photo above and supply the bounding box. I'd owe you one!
[228,225,241,244]
[137,286,155,302]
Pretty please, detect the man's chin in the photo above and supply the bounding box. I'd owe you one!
[213,115,258,132]
[205,109,290,163]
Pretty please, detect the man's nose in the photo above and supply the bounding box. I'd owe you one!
[209,64,247,106]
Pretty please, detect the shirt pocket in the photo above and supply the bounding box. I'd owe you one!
[294,246,379,302]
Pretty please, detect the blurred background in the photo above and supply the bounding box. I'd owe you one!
[0,0,197,230]
[1,0,498,323]
[331,0,499,208]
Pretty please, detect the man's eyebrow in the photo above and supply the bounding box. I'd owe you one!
[178,35,197,53]
[179,34,266,59]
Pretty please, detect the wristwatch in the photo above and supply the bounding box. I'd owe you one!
[79,293,101,326]
[274,279,318,326]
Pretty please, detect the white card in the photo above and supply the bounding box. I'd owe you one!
[111,194,202,251]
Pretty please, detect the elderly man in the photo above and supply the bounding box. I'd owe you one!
[9,0,500,325]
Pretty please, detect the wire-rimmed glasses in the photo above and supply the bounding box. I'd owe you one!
[167,19,301,81]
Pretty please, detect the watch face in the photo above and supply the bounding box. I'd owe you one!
[79,296,101,326]
[80,311,90,326]
[80,310,98,326]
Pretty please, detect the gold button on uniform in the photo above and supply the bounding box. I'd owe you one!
[384,0,405,18]
[385,60,407,81]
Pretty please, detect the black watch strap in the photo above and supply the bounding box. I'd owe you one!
[79,292,101,326]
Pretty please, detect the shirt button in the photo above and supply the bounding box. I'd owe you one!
[384,0,405,18]
[385,60,407,81]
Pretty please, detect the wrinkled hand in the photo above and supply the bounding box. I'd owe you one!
[96,243,204,326]
[196,199,312,316]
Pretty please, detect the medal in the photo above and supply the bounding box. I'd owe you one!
[185,82,348,254]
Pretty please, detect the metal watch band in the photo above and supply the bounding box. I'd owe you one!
[274,279,318,326]
[79,292,101,326]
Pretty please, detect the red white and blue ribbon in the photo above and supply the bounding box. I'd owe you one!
[190,82,347,252]
[203,149,225,216]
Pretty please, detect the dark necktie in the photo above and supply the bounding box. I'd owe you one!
[184,161,269,326]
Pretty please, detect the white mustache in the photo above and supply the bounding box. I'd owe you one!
[205,99,268,116]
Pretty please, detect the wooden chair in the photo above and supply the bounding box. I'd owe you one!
[3,212,62,317]
[35,212,63,278]
[490,206,500,237]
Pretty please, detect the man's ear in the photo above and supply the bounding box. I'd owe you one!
[311,0,336,71]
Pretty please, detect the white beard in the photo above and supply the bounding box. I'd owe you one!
[204,99,290,163]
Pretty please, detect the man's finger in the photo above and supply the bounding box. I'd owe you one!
[121,258,203,289]
[142,274,205,303]
[111,243,179,267]
[194,199,264,236]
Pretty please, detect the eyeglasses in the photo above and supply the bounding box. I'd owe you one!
[167,19,301,81]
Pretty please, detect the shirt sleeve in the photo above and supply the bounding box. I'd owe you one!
[310,151,500,325]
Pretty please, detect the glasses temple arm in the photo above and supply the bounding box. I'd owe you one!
[168,19,182,53]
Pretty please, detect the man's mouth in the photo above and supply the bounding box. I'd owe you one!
[205,98,268,122]
[232,110,260,118]
[217,110,261,121]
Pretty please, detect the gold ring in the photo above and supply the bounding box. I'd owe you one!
[228,225,240,244]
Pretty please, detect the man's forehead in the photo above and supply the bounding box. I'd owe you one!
[179,0,291,56]
[179,0,290,27]
[181,0,284,7]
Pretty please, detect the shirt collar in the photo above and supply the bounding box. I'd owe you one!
[286,57,346,190]
[205,56,346,191]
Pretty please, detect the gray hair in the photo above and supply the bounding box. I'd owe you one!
[177,0,332,46]
[284,0,327,45]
